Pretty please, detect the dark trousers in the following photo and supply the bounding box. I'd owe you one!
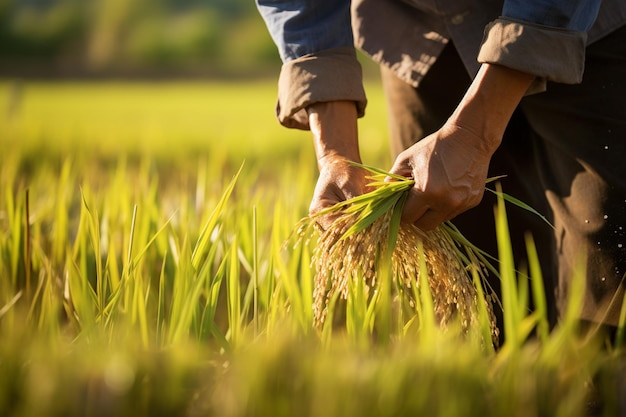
[380,25,626,330]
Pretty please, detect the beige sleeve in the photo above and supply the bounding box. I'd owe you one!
[276,47,367,130]
[478,17,588,93]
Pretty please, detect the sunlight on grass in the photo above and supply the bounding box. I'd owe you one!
[0,80,624,417]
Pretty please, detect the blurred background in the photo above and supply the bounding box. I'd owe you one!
[0,0,283,79]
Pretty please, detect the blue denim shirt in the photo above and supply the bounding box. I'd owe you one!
[258,0,601,63]
[258,0,354,62]
[256,0,626,129]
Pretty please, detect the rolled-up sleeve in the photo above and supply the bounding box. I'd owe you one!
[478,0,603,87]
[257,0,366,130]
[277,47,366,130]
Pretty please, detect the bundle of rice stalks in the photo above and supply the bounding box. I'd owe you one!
[297,163,500,346]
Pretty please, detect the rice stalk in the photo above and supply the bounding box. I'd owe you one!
[296,163,499,346]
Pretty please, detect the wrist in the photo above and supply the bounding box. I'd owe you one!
[308,101,361,166]
[448,63,534,151]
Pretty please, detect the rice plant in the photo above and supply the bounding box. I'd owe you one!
[0,80,624,417]
[293,163,499,347]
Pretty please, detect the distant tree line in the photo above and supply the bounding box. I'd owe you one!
[0,0,281,77]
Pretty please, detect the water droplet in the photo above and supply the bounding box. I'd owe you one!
[604,214,609,220]
[601,277,606,282]
[604,145,609,150]
[585,219,590,224]
[618,243,623,248]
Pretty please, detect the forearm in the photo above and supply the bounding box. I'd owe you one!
[308,101,361,168]
[389,64,534,229]
[306,100,368,219]
[447,63,535,153]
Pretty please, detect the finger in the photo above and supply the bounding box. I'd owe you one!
[309,191,347,230]
[387,157,413,182]
[385,164,413,182]
[402,186,457,229]
[447,207,468,223]
[313,212,339,231]
[400,188,429,224]
[413,209,447,231]
[445,194,482,222]
[362,180,377,193]
[384,172,413,183]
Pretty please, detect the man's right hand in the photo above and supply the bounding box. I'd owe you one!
[309,154,369,228]
[307,101,365,229]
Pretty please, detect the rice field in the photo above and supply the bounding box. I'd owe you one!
[0,79,624,417]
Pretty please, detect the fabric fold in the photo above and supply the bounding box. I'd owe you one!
[276,47,367,130]
[478,17,587,86]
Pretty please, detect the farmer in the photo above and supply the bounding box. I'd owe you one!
[256,1,626,337]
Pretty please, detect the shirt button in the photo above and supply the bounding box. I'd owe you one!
[451,14,465,25]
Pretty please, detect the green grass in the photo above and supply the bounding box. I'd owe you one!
[0,79,624,417]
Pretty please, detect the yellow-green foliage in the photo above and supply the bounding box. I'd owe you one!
[295,165,499,346]
[0,80,623,417]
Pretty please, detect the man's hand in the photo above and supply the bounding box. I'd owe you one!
[390,63,535,231]
[389,123,493,230]
[307,101,365,229]
[309,154,369,226]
